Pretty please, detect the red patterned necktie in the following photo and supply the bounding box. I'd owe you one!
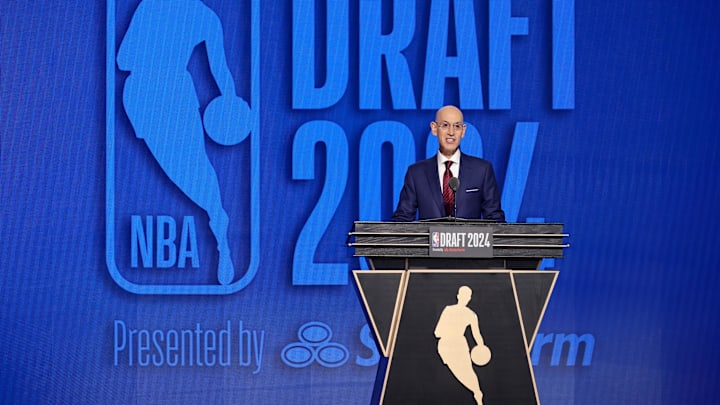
[442,160,454,216]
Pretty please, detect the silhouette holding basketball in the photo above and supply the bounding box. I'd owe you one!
[434,286,489,405]
[118,0,252,285]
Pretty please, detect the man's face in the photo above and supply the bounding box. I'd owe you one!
[431,107,466,157]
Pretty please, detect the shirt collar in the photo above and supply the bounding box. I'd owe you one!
[436,149,461,166]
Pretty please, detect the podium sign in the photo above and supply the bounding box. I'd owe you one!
[429,226,493,258]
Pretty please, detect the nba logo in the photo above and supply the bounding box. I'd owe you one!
[105,0,261,294]
[432,232,440,248]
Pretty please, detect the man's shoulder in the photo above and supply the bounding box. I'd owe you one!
[407,156,436,171]
[460,153,492,168]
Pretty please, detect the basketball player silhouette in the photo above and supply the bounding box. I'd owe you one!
[117,0,247,285]
[434,286,488,405]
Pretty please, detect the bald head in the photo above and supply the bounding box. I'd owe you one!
[435,105,464,122]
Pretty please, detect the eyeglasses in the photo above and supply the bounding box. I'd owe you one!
[435,121,465,131]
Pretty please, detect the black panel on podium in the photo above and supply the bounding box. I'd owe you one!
[349,220,568,405]
[354,271,404,356]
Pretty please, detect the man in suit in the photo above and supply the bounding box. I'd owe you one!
[392,105,506,222]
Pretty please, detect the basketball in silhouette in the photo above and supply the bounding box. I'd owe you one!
[471,344,491,366]
[203,95,252,146]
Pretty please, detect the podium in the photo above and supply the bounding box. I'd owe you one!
[348,220,568,405]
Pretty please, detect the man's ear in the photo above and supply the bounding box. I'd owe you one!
[430,122,438,136]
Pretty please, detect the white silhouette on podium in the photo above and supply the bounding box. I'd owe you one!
[434,286,491,405]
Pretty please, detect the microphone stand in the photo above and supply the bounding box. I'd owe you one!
[449,177,459,222]
[453,190,457,221]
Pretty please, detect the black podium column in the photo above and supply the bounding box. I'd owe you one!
[354,270,558,405]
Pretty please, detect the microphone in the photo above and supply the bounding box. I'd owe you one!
[448,177,459,219]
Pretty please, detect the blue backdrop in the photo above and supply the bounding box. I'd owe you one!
[2,0,719,404]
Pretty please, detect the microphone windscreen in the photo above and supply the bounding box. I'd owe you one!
[449,177,459,191]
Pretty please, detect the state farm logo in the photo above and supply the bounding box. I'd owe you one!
[105,0,260,294]
[281,322,350,368]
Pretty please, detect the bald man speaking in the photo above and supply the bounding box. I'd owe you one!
[392,106,506,222]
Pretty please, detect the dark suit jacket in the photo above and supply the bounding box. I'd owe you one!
[392,154,506,222]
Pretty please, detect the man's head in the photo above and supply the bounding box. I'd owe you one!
[430,105,467,157]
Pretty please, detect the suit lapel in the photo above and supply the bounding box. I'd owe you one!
[456,156,468,216]
[422,158,445,214]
